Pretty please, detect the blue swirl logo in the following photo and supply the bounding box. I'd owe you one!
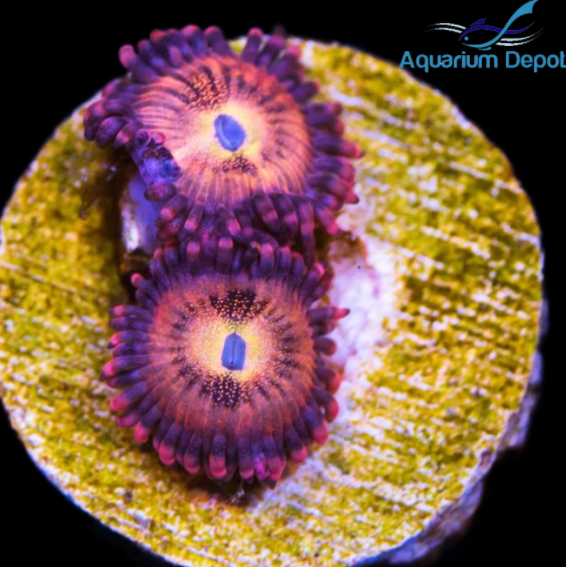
[425,0,543,51]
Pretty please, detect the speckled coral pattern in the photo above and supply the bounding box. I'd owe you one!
[0,40,542,567]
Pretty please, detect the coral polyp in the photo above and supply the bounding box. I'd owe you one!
[102,239,347,484]
[84,26,361,261]
[82,24,358,486]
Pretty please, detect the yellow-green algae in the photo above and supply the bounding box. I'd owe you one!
[0,40,542,567]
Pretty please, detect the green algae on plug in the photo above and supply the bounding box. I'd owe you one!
[0,40,543,567]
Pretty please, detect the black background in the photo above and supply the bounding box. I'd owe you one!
[1,3,564,566]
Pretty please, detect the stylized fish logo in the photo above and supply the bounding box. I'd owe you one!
[425,0,543,50]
